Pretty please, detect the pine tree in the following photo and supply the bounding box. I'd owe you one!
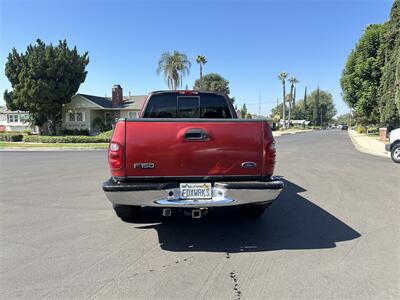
[240,103,248,119]
[304,86,308,110]
[4,39,89,135]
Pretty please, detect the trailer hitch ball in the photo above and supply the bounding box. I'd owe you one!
[162,208,172,217]
[192,209,201,219]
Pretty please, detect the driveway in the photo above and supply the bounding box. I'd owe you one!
[0,131,399,299]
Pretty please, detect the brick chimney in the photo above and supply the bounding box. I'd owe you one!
[112,84,123,106]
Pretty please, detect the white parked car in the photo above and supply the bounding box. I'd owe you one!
[385,128,400,163]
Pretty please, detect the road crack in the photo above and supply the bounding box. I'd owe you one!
[230,271,242,300]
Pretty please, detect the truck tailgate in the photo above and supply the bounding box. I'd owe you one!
[124,120,265,179]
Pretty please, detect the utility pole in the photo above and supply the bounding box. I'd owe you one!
[258,92,261,116]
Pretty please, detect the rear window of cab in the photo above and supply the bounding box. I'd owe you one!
[142,93,233,118]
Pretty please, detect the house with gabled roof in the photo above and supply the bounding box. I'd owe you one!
[62,85,147,134]
[0,107,38,132]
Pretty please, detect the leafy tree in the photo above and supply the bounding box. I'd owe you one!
[291,100,308,120]
[270,88,336,126]
[378,0,400,126]
[308,88,336,126]
[193,73,230,94]
[240,103,248,118]
[272,114,281,123]
[340,24,386,125]
[4,39,89,135]
[195,55,207,89]
[278,72,288,129]
[157,51,191,90]
[335,113,354,126]
[271,102,286,119]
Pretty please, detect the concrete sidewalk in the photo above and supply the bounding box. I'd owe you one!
[348,130,390,158]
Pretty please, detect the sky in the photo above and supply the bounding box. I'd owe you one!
[0,0,394,116]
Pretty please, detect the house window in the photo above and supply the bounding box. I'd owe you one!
[128,111,138,119]
[76,112,83,122]
[67,112,85,122]
[20,114,28,123]
[8,114,19,123]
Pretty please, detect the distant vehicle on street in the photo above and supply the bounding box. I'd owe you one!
[341,125,348,130]
[103,91,284,221]
[385,128,400,163]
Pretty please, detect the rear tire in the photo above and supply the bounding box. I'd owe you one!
[113,205,141,222]
[390,143,400,163]
[240,203,270,218]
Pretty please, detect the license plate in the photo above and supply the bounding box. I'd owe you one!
[180,183,212,199]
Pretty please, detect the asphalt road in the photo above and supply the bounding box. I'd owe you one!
[1,130,399,299]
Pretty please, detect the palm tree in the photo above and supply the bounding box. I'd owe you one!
[288,76,299,127]
[196,55,207,89]
[157,51,191,90]
[278,72,288,129]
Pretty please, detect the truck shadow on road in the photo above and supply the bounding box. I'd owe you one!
[132,179,361,253]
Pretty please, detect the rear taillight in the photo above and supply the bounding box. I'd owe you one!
[108,142,123,170]
[267,140,276,166]
[269,141,276,151]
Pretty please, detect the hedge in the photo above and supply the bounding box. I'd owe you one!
[60,128,90,136]
[0,133,24,142]
[23,135,110,143]
[96,130,113,140]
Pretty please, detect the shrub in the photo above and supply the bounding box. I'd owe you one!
[356,125,367,134]
[60,128,90,136]
[96,130,113,140]
[92,117,113,132]
[23,135,110,143]
[367,126,379,134]
[0,133,24,142]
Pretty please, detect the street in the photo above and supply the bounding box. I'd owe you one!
[0,131,399,299]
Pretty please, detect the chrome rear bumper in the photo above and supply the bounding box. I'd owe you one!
[103,178,284,208]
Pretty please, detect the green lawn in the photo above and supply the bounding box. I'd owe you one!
[0,142,109,149]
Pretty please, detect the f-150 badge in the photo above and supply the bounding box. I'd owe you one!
[133,163,155,169]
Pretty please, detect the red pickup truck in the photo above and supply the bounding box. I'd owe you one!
[103,91,283,221]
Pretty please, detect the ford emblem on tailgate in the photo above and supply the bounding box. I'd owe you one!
[133,163,155,169]
[241,162,256,168]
